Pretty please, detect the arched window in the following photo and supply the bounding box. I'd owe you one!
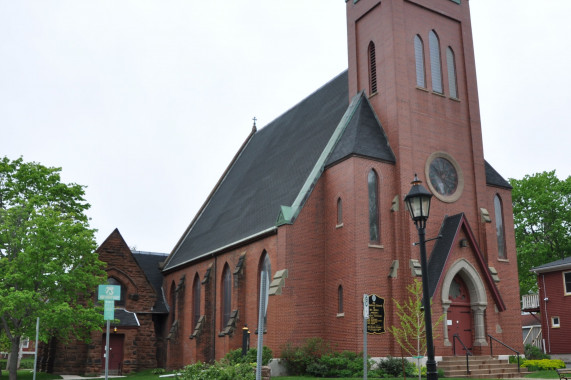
[446,47,458,99]
[494,194,506,259]
[368,42,378,94]
[169,281,176,325]
[192,274,201,327]
[429,30,443,94]
[107,277,126,307]
[337,197,343,226]
[258,252,271,329]
[368,169,380,243]
[338,285,344,314]
[414,35,426,88]
[221,264,232,329]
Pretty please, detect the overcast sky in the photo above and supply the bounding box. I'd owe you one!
[2,1,570,253]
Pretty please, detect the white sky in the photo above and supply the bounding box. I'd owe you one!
[2,1,570,253]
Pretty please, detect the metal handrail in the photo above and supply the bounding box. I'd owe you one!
[452,334,473,374]
[488,334,521,372]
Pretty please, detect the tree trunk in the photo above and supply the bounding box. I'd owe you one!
[8,335,21,380]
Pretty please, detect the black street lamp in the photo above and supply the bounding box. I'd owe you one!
[404,174,438,380]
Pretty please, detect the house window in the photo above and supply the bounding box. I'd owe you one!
[446,47,458,99]
[337,197,343,226]
[107,277,126,307]
[368,42,378,94]
[551,316,560,328]
[429,30,443,94]
[368,169,380,243]
[564,272,571,295]
[494,194,506,259]
[338,285,344,315]
[414,35,426,88]
[193,274,201,327]
[221,264,232,329]
[258,252,271,329]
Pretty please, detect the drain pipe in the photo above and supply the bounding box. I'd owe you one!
[542,274,550,354]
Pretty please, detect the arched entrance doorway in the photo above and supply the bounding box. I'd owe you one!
[441,259,488,350]
[447,275,473,352]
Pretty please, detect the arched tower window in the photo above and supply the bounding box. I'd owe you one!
[338,285,344,314]
[337,197,343,226]
[446,47,458,99]
[368,169,380,243]
[368,41,378,94]
[494,194,506,259]
[192,273,201,327]
[221,264,232,329]
[414,35,426,88]
[107,277,126,307]
[429,30,443,94]
[258,252,272,328]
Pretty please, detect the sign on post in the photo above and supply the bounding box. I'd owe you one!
[366,294,385,334]
[103,300,115,320]
[98,285,121,301]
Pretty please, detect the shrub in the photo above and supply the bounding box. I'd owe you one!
[178,361,255,380]
[521,359,566,371]
[376,356,416,377]
[280,337,332,375]
[524,344,550,360]
[224,346,273,366]
[307,350,366,378]
[151,368,166,375]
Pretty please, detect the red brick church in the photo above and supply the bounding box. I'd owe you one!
[162,0,523,368]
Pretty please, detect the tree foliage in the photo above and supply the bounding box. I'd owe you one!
[510,171,571,295]
[0,157,105,380]
[388,279,443,380]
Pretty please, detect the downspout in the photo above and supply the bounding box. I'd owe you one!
[542,274,550,354]
[212,255,217,362]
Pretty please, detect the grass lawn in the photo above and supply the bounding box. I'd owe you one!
[0,370,60,380]
[1,368,563,380]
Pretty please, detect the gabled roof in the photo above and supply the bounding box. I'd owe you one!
[164,71,398,271]
[428,213,506,311]
[485,160,511,189]
[531,256,571,274]
[133,251,169,313]
[164,71,352,271]
[326,95,395,166]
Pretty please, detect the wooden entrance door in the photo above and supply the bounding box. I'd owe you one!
[447,275,473,353]
[101,334,124,374]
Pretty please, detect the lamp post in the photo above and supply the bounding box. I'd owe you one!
[404,174,438,380]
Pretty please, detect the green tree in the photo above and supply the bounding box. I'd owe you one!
[510,171,571,295]
[388,280,443,380]
[0,157,105,380]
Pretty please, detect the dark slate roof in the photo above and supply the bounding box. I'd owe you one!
[165,71,354,270]
[427,213,506,311]
[133,251,169,313]
[531,256,571,273]
[428,213,463,298]
[326,95,395,166]
[114,309,140,327]
[485,160,511,189]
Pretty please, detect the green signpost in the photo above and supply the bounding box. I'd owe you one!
[98,284,120,380]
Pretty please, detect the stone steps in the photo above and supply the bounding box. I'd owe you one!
[439,356,527,378]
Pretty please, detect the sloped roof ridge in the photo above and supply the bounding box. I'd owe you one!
[255,70,349,135]
[531,256,571,273]
[485,160,512,189]
[278,91,366,225]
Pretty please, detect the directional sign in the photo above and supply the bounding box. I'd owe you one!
[363,294,369,319]
[103,300,115,320]
[98,285,121,301]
